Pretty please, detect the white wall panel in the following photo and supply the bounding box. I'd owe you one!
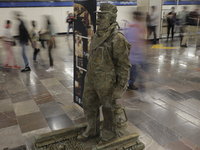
[0,5,199,37]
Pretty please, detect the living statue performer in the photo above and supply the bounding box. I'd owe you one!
[77,3,131,141]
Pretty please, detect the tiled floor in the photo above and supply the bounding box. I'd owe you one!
[1,36,200,150]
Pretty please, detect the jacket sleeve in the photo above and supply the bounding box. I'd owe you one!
[112,33,131,90]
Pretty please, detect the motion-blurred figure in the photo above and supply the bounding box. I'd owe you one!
[125,11,147,90]
[177,6,188,44]
[181,8,200,47]
[30,21,40,62]
[15,12,31,72]
[66,11,74,39]
[2,20,20,69]
[45,16,56,72]
[148,6,159,44]
[166,7,176,40]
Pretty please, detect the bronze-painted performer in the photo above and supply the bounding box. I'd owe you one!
[77,3,131,141]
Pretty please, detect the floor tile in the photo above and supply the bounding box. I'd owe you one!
[125,108,154,126]
[165,82,194,93]
[46,114,74,131]
[13,100,40,116]
[38,101,66,118]
[45,84,70,96]
[62,104,84,120]
[184,90,200,101]
[180,138,197,150]
[187,131,200,148]
[125,97,161,112]
[147,107,187,128]
[53,92,73,106]
[40,78,61,87]
[172,122,200,138]
[17,112,49,133]
[27,84,47,95]
[9,90,32,103]
[164,140,192,150]
[0,125,25,150]
[0,99,13,112]
[73,116,86,125]
[59,79,73,88]
[136,120,182,146]
[180,99,200,113]
[32,92,55,105]
[159,89,191,101]
[0,111,18,129]
[0,90,9,100]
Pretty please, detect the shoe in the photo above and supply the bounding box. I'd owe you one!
[128,84,138,90]
[46,67,54,72]
[21,66,31,72]
[181,44,187,47]
[196,45,200,48]
[3,64,12,68]
[13,65,21,69]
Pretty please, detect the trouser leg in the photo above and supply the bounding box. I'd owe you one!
[167,25,171,39]
[153,26,156,42]
[82,80,100,136]
[128,65,137,85]
[181,26,189,45]
[21,42,29,67]
[172,25,174,39]
[48,44,53,67]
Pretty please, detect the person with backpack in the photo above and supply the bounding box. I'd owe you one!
[166,7,176,40]
[15,12,31,72]
[66,11,74,39]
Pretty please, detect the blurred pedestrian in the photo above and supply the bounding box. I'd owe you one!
[15,12,31,72]
[66,11,74,39]
[45,16,56,72]
[181,8,200,47]
[125,11,147,90]
[148,6,159,44]
[177,6,188,46]
[166,7,176,40]
[2,20,20,69]
[30,21,40,62]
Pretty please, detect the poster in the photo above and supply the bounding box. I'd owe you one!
[74,0,96,107]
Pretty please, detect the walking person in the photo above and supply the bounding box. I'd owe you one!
[66,11,74,39]
[166,7,176,40]
[178,6,188,46]
[45,16,56,72]
[15,12,31,72]
[2,20,20,69]
[30,21,40,62]
[148,6,159,44]
[125,11,147,90]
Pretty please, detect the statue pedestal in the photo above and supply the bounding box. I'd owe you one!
[28,122,145,150]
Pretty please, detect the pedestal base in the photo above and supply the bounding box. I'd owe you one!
[31,122,145,150]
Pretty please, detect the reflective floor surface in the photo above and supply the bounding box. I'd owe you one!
[0,35,200,150]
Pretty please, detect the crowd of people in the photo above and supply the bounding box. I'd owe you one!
[1,12,57,72]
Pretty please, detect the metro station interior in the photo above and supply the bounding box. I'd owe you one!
[0,0,200,150]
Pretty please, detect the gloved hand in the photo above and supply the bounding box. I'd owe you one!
[112,84,127,100]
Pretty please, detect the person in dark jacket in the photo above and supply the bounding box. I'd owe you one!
[166,7,176,40]
[15,12,31,72]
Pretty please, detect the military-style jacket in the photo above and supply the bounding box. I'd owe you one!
[86,27,131,91]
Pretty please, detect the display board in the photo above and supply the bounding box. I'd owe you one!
[73,0,96,107]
